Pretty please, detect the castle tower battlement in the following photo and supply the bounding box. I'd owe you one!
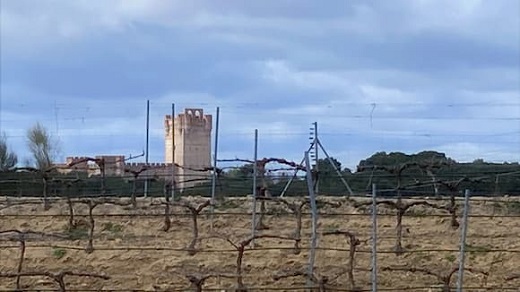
[165,108,212,190]
[166,108,212,131]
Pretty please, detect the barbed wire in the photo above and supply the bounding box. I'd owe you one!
[7,100,520,108]
[2,212,520,220]
[0,191,511,208]
[4,131,520,144]
[1,155,519,291]
[1,172,519,197]
[0,193,519,291]
[0,244,519,254]
[0,286,518,292]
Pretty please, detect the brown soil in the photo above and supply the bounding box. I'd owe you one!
[0,196,519,291]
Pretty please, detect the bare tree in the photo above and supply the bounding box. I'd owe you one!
[200,233,298,291]
[357,162,419,202]
[14,166,57,209]
[322,230,361,290]
[0,230,68,290]
[124,166,149,208]
[68,156,106,194]
[0,133,18,171]
[26,123,60,170]
[0,270,109,292]
[382,265,488,292]
[417,160,452,197]
[273,269,330,292]
[354,199,443,255]
[173,199,212,255]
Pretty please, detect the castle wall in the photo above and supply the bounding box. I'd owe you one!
[56,158,92,177]
[96,155,125,176]
[55,107,212,192]
[124,162,174,180]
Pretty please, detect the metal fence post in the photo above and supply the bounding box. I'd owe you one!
[144,99,150,198]
[371,183,378,292]
[210,107,220,231]
[170,103,176,201]
[251,129,258,247]
[304,151,319,289]
[280,142,314,197]
[317,140,354,196]
[457,189,471,292]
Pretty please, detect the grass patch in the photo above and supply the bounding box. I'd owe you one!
[102,222,124,233]
[65,220,89,240]
[490,201,520,215]
[444,254,457,263]
[465,243,493,257]
[407,208,428,217]
[504,201,520,215]
[52,247,67,259]
[323,223,340,233]
[217,199,241,210]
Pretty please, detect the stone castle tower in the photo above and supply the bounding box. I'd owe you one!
[164,108,212,190]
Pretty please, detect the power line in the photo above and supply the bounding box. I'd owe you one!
[3,114,520,122]
[3,130,519,138]
[5,101,520,108]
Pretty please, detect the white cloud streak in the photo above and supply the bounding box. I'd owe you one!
[1,0,518,168]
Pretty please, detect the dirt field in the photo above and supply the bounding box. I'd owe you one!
[0,195,519,291]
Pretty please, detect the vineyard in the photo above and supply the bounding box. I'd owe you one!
[1,193,519,291]
[2,1,519,290]
[1,143,519,291]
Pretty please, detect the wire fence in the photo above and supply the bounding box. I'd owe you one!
[1,188,519,291]
[1,132,519,291]
[1,161,519,198]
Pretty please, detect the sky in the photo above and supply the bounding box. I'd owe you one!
[1,0,519,171]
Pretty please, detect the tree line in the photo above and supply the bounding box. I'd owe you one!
[201,151,520,197]
[1,124,519,197]
[1,122,60,171]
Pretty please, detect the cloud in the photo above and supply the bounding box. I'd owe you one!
[3,0,518,55]
[260,60,357,95]
[435,142,520,164]
[1,0,518,170]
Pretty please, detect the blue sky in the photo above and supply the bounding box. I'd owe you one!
[1,0,519,171]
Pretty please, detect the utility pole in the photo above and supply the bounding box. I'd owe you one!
[251,129,258,247]
[211,107,220,205]
[210,107,220,230]
[144,99,150,198]
[171,103,176,201]
[281,122,354,197]
[54,100,60,134]
[309,122,318,195]
[0,91,2,134]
